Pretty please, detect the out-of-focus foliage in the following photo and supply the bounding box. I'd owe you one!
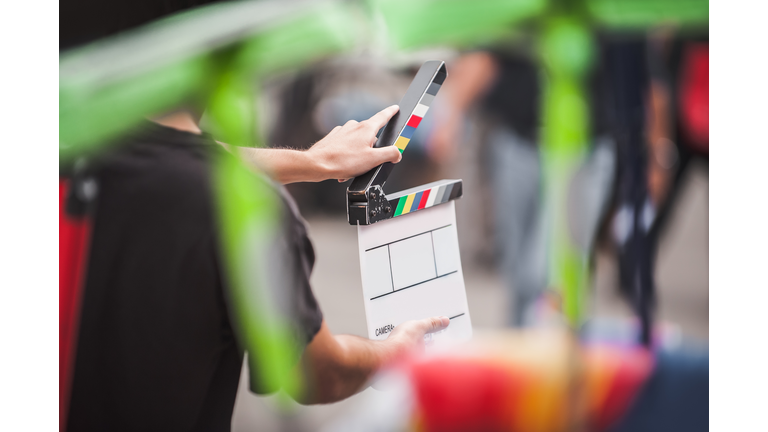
[59,1,357,161]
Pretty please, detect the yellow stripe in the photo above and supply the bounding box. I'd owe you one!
[401,193,416,214]
[394,136,410,151]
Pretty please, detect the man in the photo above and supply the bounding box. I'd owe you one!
[63,103,450,431]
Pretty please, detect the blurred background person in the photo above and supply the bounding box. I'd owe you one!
[426,49,547,327]
[599,29,709,345]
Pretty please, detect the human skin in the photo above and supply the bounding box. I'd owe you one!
[293,317,450,404]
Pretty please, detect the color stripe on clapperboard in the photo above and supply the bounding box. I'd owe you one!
[394,81,442,153]
[392,182,459,217]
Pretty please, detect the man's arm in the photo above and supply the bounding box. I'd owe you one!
[290,316,450,404]
[234,105,403,184]
[155,105,403,184]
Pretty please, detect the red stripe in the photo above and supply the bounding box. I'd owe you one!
[407,115,422,128]
[417,189,431,209]
[60,180,92,431]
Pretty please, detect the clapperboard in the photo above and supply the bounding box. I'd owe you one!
[347,61,472,347]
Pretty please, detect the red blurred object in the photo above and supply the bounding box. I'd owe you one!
[59,180,92,431]
[588,348,654,432]
[679,43,709,153]
[406,343,653,432]
[410,358,523,432]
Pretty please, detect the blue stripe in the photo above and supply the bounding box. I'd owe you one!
[400,125,416,139]
[412,191,423,209]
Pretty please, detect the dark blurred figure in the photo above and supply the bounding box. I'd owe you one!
[602,29,708,346]
[647,33,709,245]
[427,49,547,327]
[602,38,657,346]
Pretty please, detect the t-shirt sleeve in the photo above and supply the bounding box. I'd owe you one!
[277,185,324,346]
[246,184,324,394]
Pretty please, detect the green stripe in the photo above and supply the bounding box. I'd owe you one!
[394,197,406,216]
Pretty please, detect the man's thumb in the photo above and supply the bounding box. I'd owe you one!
[421,316,450,334]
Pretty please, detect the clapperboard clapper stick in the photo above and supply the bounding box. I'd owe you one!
[347,60,463,225]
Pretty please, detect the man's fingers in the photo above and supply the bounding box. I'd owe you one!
[363,105,399,132]
[421,316,450,334]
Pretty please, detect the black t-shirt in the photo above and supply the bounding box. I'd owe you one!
[480,52,541,142]
[66,123,323,431]
[478,49,611,142]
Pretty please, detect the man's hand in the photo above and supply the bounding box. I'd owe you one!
[294,316,449,404]
[306,105,403,182]
[234,105,402,184]
[380,316,451,362]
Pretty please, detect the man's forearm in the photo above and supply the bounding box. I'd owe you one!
[236,147,329,184]
[295,323,391,404]
[294,317,449,405]
[154,104,402,184]
[224,105,402,185]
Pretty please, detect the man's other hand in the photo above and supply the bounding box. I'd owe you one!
[294,316,449,404]
[382,316,451,361]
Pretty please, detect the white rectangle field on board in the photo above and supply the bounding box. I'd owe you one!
[388,233,437,290]
[362,246,394,299]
